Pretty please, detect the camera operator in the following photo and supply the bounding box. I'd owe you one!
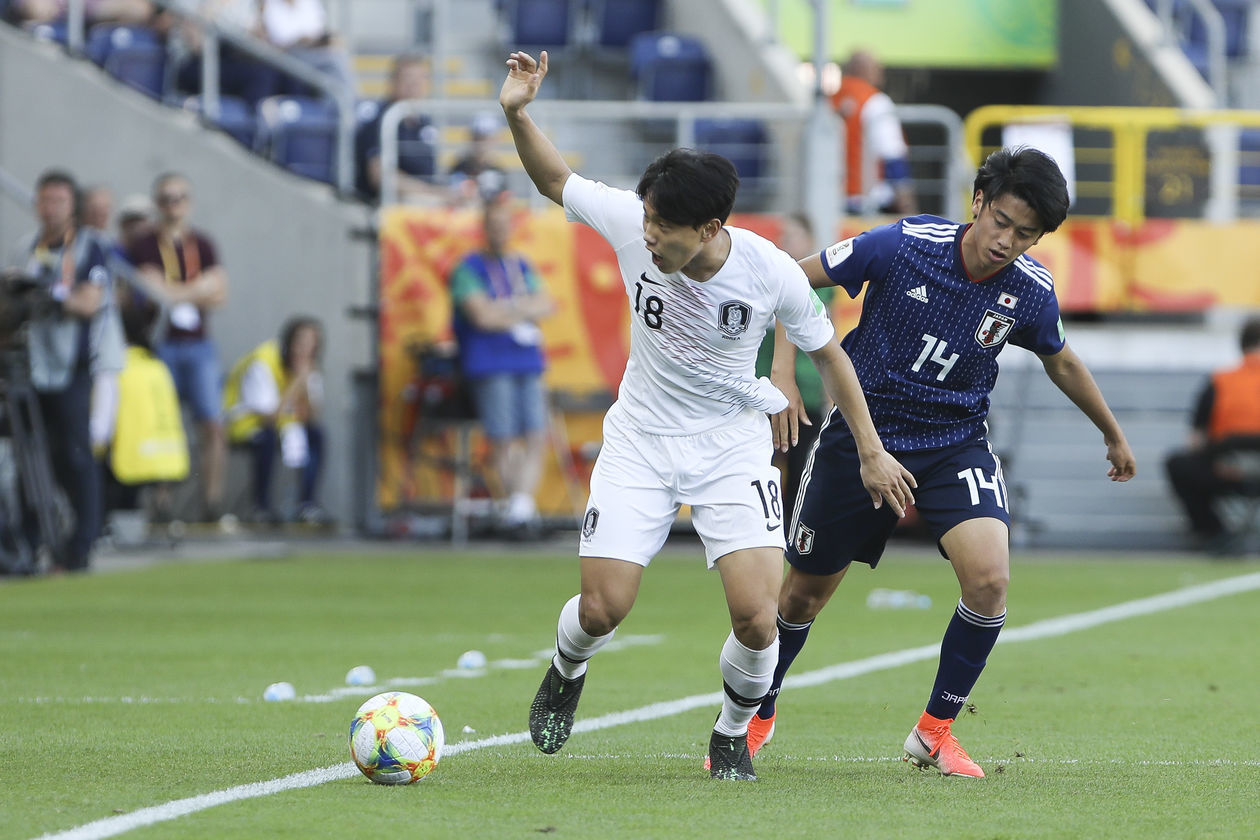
[4,169,125,572]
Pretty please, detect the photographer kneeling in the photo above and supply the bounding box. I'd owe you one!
[4,169,125,573]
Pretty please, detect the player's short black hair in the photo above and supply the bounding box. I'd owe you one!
[973,146,1070,233]
[1240,317,1260,353]
[279,316,323,371]
[636,148,738,228]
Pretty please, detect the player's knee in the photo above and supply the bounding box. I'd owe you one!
[577,594,625,636]
[961,569,1009,614]
[730,601,778,649]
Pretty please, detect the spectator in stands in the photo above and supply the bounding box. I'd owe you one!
[127,172,229,524]
[11,0,153,25]
[355,54,442,204]
[448,112,509,208]
[172,0,280,108]
[81,185,113,236]
[450,194,554,537]
[1165,316,1260,555]
[222,316,330,526]
[5,169,126,572]
[831,48,917,216]
[258,0,353,96]
[115,193,153,254]
[755,212,832,516]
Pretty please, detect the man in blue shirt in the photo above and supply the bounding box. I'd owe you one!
[760,147,1138,777]
[450,195,554,535]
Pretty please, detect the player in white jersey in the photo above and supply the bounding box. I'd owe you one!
[501,50,915,780]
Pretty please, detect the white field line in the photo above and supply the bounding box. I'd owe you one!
[35,571,1260,840]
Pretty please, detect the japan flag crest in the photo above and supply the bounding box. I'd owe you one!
[997,291,1019,309]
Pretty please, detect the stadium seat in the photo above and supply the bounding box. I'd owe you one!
[693,118,769,182]
[1186,0,1250,58]
[693,118,770,207]
[27,18,68,44]
[500,0,573,48]
[628,32,711,101]
[183,95,259,150]
[258,95,339,184]
[86,24,166,99]
[587,0,659,48]
[1239,128,1260,187]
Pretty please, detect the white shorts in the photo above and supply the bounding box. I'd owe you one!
[578,403,788,568]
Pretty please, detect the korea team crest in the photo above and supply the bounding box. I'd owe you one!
[717,300,752,337]
[975,309,1015,348]
[581,508,599,540]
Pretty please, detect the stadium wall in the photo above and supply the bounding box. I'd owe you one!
[0,26,373,526]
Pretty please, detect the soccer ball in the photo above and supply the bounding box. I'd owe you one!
[349,691,445,785]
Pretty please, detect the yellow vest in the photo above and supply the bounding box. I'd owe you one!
[111,346,190,484]
[223,339,291,443]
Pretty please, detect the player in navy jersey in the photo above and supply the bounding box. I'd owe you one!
[758,146,1138,777]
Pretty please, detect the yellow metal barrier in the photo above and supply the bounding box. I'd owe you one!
[964,105,1260,224]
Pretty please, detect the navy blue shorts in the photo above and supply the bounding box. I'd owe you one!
[787,434,1010,574]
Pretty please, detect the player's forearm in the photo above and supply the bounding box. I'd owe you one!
[502,106,570,206]
[1043,351,1126,444]
[810,341,884,456]
[770,321,797,380]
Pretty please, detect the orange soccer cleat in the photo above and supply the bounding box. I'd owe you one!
[902,712,985,778]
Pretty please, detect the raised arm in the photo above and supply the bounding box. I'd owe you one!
[1038,342,1137,481]
[499,50,572,206]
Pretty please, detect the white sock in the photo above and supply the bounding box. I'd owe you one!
[715,631,777,737]
[552,594,614,680]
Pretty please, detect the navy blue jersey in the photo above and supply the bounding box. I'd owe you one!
[819,215,1065,451]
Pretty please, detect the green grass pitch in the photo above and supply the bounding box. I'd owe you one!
[1,542,1257,839]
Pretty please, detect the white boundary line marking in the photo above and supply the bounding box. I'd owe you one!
[36,571,1260,840]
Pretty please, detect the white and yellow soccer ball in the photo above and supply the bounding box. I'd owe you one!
[348,691,445,785]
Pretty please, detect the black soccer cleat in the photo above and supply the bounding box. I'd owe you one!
[707,730,757,780]
[529,663,585,754]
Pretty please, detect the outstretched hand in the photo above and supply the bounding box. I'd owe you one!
[500,50,548,113]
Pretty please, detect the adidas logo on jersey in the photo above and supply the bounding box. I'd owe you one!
[906,285,929,303]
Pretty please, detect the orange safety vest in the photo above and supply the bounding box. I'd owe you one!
[830,76,880,199]
[1208,354,1260,442]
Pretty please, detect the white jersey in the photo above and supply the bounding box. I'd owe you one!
[563,174,836,436]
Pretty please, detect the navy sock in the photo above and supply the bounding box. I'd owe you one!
[756,613,813,719]
[924,600,1005,721]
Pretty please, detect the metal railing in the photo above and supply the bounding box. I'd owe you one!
[378,97,814,209]
[58,0,356,193]
[965,104,1260,224]
[1150,0,1229,105]
[378,97,970,222]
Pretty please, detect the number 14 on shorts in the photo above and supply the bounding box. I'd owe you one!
[958,468,1006,510]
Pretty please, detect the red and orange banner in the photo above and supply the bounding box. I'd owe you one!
[377,206,1260,512]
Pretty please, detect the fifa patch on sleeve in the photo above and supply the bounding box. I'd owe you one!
[823,238,855,269]
[1057,317,1066,341]
[808,288,827,316]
